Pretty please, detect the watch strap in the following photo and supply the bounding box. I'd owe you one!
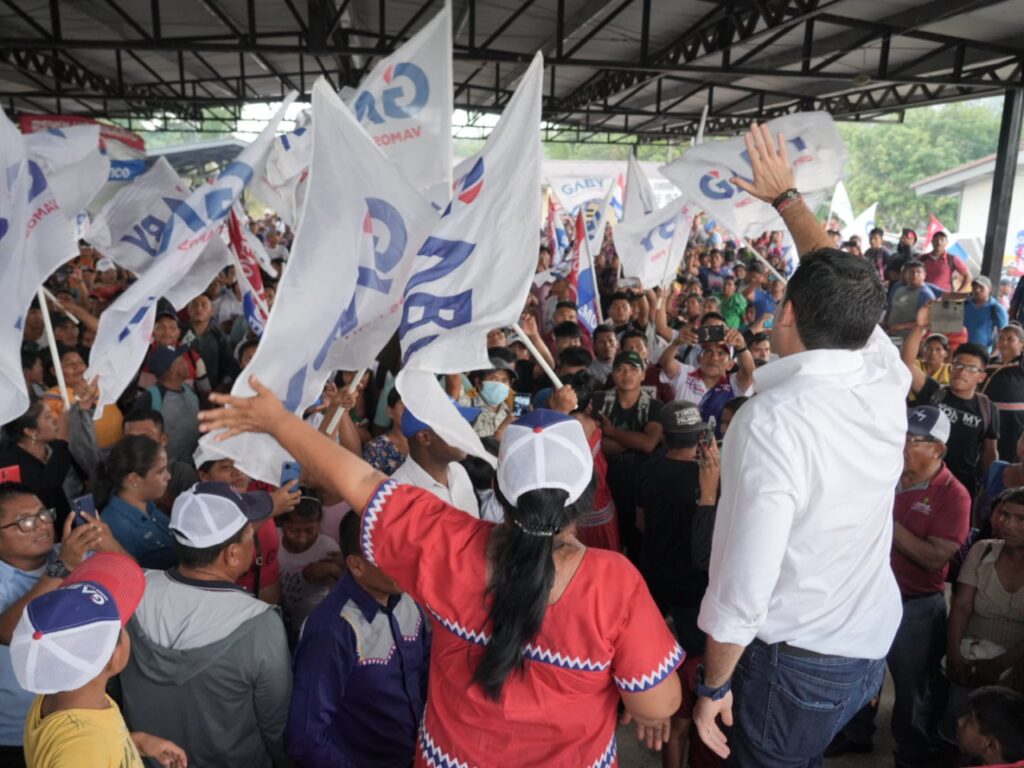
[696,664,732,701]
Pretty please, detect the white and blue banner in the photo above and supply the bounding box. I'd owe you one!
[0,115,108,424]
[659,111,845,238]
[86,94,296,417]
[396,53,543,465]
[614,199,696,289]
[549,174,612,216]
[207,78,437,483]
[252,122,311,228]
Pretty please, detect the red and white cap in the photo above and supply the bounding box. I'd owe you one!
[10,552,145,694]
[497,410,593,507]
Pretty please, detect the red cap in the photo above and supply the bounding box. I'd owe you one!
[62,552,146,627]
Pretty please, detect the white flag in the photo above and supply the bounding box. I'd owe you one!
[842,202,879,243]
[624,151,655,220]
[614,199,696,289]
[585,174,624,253]
[829,180,855,227]
[659,111,845,238]
[84,158,190,274]
[207,79,436,484]
[251,124,311,228]
[86,95,296,417]
[549,174,613,216]
[0,115,108,424]
[350,1,452,206]
[396,53,543,464]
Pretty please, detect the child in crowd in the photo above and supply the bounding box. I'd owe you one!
[957,686,1024,767]
[277,494,343,644]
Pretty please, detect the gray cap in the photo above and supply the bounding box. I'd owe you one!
[657,400,707,435]
[974,275,992,290]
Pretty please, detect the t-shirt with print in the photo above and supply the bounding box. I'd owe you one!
[278,533,341,638]
[918,377,998,494]
[891,464,970,595]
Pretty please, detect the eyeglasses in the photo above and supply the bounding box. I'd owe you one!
[951,363,984,373]
[0,507,57,533]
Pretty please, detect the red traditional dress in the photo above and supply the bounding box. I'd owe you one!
[361,479,683,767]
[576,427,621,552]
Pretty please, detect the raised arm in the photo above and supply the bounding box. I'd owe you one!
[729,123,832,259]
[900,303,930,395]
[199,377,386,515]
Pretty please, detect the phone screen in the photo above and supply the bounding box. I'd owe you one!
[697,325,727,344]
[513,394,531,417]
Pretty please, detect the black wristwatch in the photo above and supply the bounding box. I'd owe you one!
[46,559,70,579]
[696,665,732,701]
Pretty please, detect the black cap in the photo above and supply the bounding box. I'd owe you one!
[612,351,645,370]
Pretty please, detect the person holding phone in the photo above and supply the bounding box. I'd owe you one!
[657,322,755,436]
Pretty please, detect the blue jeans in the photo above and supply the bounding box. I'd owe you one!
[727,640,886,768]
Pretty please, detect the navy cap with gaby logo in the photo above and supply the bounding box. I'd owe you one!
[10,552,145,694]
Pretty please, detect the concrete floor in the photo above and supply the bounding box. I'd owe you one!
[617,671,897,767]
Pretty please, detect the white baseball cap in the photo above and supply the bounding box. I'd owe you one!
[95,258,116,272]
[497,410,593,508]
[11,553,145,694]
[170,482,273,548]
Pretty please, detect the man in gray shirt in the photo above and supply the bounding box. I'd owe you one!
[131,345,201,464]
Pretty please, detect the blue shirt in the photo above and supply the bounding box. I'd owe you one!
[753,288,778,319]
[101,496,177,570]
[286,571,430,767]
[964,297,1009,350]
[0,547,59,745]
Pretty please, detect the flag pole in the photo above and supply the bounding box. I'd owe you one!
[41,287,80,325]
[512,322,563,389]
[37,287,71,408]
[584,232,604,324]
[325,367,368,435]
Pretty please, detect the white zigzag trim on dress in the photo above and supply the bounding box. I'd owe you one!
[420,721,473,768]
[614,643,685,692]
[588,734,618,768]
[360,479,397,567]
[426,608,611,672]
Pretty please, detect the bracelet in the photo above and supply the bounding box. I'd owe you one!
[771,188,801,214]
[734,346,748,354]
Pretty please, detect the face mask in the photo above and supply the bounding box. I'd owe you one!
[480,380,510,406]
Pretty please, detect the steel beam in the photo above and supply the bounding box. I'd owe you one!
[982,89,1024,283]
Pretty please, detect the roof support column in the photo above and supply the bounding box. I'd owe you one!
[981,88,1024,283]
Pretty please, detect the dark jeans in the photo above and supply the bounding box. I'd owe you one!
[727,639,885,768]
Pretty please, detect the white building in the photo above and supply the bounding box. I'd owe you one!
[912,148,1024,243]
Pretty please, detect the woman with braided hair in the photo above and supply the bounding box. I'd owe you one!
[199,377,681,767]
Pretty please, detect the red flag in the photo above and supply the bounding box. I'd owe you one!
[226,206,270,336]
[566,211,586,301]
[925,214,946,246]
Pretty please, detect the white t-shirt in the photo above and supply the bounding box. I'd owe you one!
[278,533,341,631]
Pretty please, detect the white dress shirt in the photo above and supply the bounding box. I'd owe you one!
[391,456,480,518]
[698,325,910,659]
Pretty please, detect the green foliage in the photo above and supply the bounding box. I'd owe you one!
[836,99,1003,232]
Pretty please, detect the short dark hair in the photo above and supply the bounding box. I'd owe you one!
[172,523,248,568]
[953,343,990,367]
[339,512,361,559]
[969,686,1024,761]
[869,227,884,238]
[701,311,726,325]
[746,331,770,346]
[386,387,402,408]
[593,324,616,340]
[620,329,647,345]
[52,315,75,330]
[236,338,258,364]
[558,347,593,369]
[123,409,165,433]
[0,482,38,517]
[784,248,885,351]
[553,321,582,340]
[554,300,577,312]
[609,291,630,305]
[723,396,749,418]
[20,348,41,371]
[279,494,322,525]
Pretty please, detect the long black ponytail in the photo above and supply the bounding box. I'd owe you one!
[473,477,594,700]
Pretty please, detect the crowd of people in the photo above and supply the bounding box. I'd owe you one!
[1,126,1024,768]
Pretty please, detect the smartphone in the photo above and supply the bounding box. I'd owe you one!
[616,277,642,292]
[71,494,96,527]
[699,416,717,454]
[696,325,727,344]
[0,465,21,484]
[280,461,302,489]
[513,394,531,417]
[930,298,966,335]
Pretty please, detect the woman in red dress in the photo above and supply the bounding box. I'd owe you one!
[200,378,682,767]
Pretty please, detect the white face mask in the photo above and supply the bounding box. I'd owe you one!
[480,380,510,406]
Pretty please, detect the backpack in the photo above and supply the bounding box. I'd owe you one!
[146,383,199,413]
[927,386,992,439]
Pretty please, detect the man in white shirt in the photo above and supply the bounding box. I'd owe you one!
[390,401,481,518]
[693,124,910,767]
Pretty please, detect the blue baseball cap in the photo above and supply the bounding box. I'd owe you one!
[401,399,481,437]
[146,344,188,377]
[907,405,951,444]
